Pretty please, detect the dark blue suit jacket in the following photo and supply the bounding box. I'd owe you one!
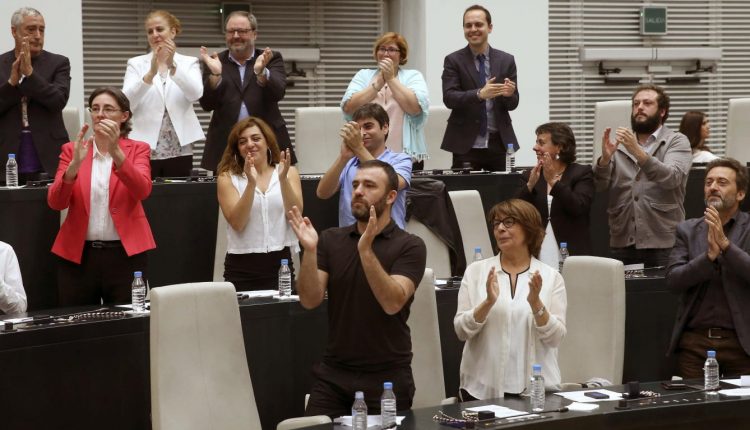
[199,48,295,171]
[0,49,71,178]
[666,210,750,355]
[441,45,519,155]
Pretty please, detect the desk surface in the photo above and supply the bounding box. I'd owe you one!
[302,382,750,430]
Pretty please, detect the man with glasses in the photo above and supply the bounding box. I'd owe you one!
[199,11,295,172]
[441,4,519,171]
[0,7,71,184]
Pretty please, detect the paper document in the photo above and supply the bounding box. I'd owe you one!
[334,415,405,427]
[465,404,529,418]
[554,389,622,402]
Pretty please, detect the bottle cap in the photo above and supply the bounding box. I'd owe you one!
[707,350,716,358]
[355,391,364,399]
[474,247,481,253]
[532,364,542,372]
[8,153,15,159]
[281,259,289,265]
[507,143,514,149]
[134,271,142,277]
[383,381,393,389]
[560,242,568,248]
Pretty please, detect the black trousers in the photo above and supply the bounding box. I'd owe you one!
[305,362,414,418]
[451,133,507,171]
[57,241,148,306]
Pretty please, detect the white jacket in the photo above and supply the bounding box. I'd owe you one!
[454,256,567,399]
[122,52,204,149]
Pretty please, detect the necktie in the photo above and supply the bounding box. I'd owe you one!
[477,54,487,137]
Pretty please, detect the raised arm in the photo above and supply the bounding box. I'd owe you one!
[287,206,328,309]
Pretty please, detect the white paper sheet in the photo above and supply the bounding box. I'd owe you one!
[566,401,600,411]
[722,377,750,387]
[465,404,529,418]
[333,415,405,427]
[718,388,750,396]
[553,389,623,403]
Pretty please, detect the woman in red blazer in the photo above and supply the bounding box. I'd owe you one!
[48,87,156,306]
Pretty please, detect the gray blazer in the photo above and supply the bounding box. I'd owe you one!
[593,126,692,249]
[666,211,750,355]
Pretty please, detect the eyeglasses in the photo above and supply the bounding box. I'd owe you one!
[377,47,401,54]
[225,28,254,36]
[492,217,516,229]
[88,106,121,115]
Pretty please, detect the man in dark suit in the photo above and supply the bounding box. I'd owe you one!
[667,157,750,378]
[0,7,70,184]
[441,4,519,171]
[199,11,295,173]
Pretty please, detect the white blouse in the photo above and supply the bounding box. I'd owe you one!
[454,256,567,399]
[226,169,299,254]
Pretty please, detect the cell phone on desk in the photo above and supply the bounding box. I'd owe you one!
[584,391,610,399]
[661,382,688,390]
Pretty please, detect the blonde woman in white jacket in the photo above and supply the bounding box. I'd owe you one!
[123,10,204,178]
[454,199,567,401]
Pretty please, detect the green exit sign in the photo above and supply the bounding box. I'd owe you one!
[641,6,668,35]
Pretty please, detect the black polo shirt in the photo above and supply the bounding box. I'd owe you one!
[317,220,427,372]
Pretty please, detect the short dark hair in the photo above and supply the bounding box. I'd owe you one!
[679,111,710,152]
[706,157,749,196]
[632,83,671,123]
[352,103,390,128]
[535,122,577,164]
[464,5,492,26]
[218,116,281,175]
[358,159,398,194]
[487,199,545,258]
[88,87,132,137]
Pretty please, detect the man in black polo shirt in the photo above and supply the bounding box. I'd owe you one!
[667,157,750,378]
[287,159,426,417]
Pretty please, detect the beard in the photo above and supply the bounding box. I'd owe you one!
[631,111,661,135]
[351,194,389,222]
[705,193,736,211]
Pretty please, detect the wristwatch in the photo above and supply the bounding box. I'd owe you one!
[535,305,546,317]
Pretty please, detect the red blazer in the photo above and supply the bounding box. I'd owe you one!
[48,138,156,264]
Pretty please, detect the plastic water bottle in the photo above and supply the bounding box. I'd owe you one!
[278,259,291,297]
[351,391,368,430]
[530,364,545,412]
[704,350,720,395]
[473,247,483,262]
[131,271,146,313]
[559,242,569,272]
[380,381,397,429]
[505,144,515,173]
[5,153,18,188]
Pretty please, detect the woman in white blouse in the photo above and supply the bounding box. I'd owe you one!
[454,199,567,400]
[679,111,718,163]
[123,10,204,178]
[216,117,302,291]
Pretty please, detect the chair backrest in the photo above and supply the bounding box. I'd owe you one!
[294,107,344,174]
[559,256,626,385]
[405,219,451,278]
[150,282,259,430]
[423,105,453,171]
[726,98,750,163]
[406,268,446,407]
[214,209,228,282]
[592,100,631,162]
[448,190,493,264]
[62,106,80,140]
